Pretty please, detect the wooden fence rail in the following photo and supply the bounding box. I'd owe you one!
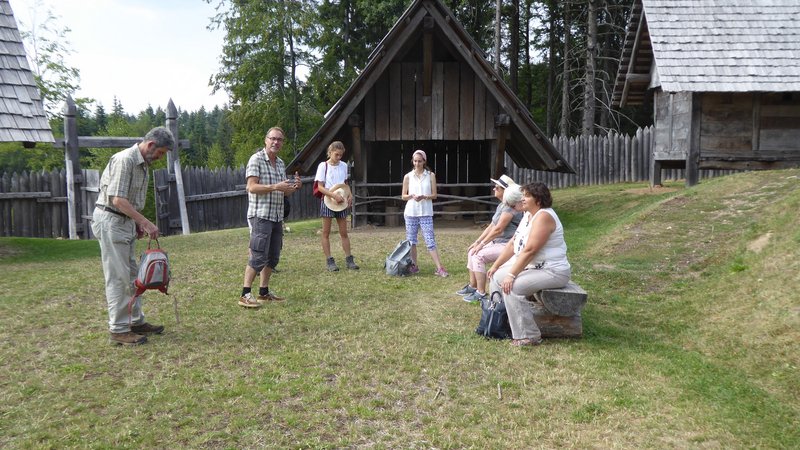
[1,127,742,238]
[0,170,69,237]
[505,127,735,187]
[172,167,317,233]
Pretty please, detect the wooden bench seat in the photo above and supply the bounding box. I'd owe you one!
[528,281,588,338]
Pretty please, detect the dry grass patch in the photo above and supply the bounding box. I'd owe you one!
[1,171,798,448]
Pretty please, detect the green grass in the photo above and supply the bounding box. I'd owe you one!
[1,170,798,448]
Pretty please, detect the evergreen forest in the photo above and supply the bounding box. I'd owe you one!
[2,0,652,175]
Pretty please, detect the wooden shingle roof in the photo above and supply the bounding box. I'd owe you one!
[614,0,800,107]
[0,0,54,144]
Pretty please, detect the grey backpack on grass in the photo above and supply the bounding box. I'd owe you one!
[385,240,414,276]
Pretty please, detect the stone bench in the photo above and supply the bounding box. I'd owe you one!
[528,281,588,338]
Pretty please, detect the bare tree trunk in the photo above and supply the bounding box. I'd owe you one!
[560,4,570,136]
[524,0,532,108]
[599,5,611,133]
[277,0,286,96]
[546,0,557,136]
[342,2,353,72]
[287,13,298,149]
[495,0,502,72]
[509,0,520,93]
[582,0,598,136]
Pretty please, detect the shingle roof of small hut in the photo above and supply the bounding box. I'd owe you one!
[0,0,54,144]
[288,0,571,174]
[613,0,800,107]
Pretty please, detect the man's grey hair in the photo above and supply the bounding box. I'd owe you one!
[144,126,175,150]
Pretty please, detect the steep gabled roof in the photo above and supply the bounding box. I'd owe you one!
[0,0,54,144]
[614,0,800,107]
[289,0,571,174]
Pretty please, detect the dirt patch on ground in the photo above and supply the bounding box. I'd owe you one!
[624,186,679,195]
[747,232,772,253]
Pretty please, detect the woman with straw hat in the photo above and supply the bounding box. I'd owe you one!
[457,176,523,303]
[314,141,359,272]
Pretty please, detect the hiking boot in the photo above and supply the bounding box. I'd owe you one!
[463,291,487,303]
[109,331,147,346]
[456,284,476,296]
[327,257,339,272]
[130,322,164,335]
[238,293,262,308]
[345,255,359,270]
[257,291,286,303]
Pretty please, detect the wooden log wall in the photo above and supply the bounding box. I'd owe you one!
[364,62,499,142]
[702,92,800,160]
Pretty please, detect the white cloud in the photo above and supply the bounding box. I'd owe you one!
[10,0,230,113]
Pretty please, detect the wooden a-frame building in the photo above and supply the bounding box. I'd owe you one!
[288,0,572,198]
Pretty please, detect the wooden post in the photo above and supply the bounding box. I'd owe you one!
[349,114,367,228]
[173,159,190,235]
[62,96,84,238]
[686,92,701,186]
[65,159,77,239]
[165,99,185,235]
[491,114,510,179]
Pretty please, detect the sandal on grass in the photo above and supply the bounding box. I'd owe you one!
[511,338,542,347]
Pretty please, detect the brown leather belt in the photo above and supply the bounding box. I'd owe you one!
[97,205,127,218]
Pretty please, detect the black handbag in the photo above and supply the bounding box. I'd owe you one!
[475,291,512,339]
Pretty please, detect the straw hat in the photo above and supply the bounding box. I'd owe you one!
[323,183,352,212]
[490,174,517,189]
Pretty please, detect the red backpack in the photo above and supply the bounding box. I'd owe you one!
[128,239,175,324]
[134,239,170,297]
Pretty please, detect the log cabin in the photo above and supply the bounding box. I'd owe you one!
[613,0,800,186]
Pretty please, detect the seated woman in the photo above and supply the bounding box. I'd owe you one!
[487,182,571,347]
[457,175,523,302]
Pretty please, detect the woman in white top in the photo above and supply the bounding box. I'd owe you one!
[401,149,448,277]
[315,141,358,271]
[487,182,571,347]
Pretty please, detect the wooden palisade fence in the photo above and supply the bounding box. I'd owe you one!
[1,126,739,238]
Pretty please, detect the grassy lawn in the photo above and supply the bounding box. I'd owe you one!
[1,170,798,448]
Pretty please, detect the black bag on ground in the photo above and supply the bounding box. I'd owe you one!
[475,291,512,339]
[385,239,414,276]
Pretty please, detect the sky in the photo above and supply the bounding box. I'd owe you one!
[10,0,231,114]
